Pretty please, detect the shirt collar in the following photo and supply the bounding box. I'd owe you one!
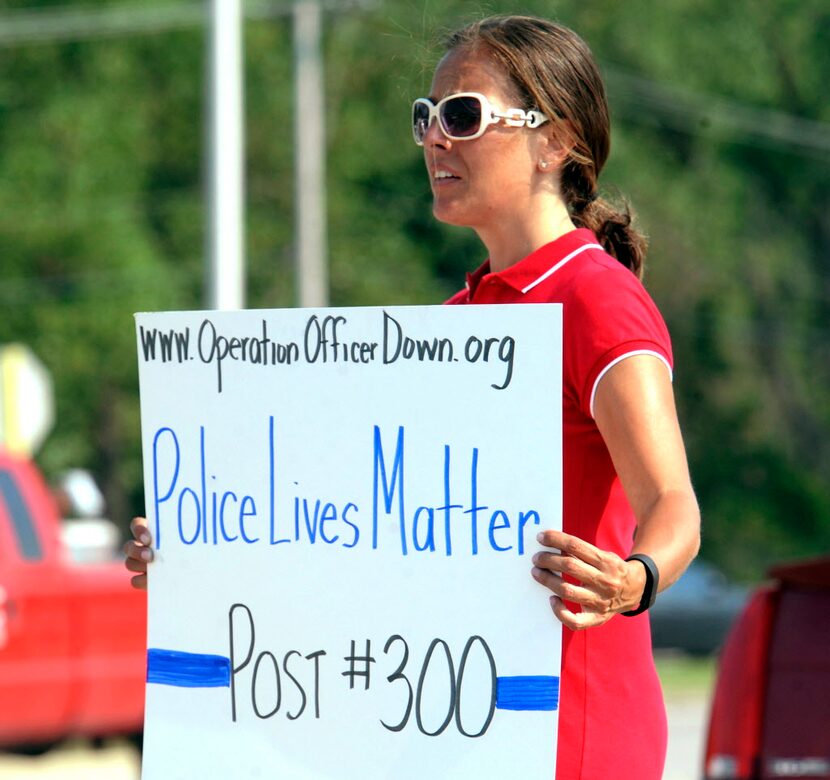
[467,229,600,300]
[465,260,491,299]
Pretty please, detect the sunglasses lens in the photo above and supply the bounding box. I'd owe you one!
[440,95,482,138]
[412,102,431,143]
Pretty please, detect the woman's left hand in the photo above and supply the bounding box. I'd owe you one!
[531,529,646,630]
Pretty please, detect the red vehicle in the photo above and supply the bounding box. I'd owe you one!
[704,555,830,779]
[0,450,146,751]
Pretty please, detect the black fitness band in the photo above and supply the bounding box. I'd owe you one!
[622,553,659,617]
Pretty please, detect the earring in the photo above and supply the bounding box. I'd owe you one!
[539,160,549,170]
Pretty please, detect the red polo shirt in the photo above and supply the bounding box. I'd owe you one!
[446,228,671,780]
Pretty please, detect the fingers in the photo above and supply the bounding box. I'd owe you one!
[124,546,149,591]
[123,538,153,562]
[532,549,599,585]
[531,566,609,613]
[532,548,626,598]
[549,597,610,631]
[124,549,151,572]
[125,517,152,591]
[130,516,152,546]
[537,529,604,569]
[130,574,148,591]
[533,529,632,622]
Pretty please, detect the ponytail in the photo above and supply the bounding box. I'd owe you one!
[572,196,647,280]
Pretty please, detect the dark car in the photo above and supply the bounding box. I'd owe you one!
[650,560,749,655]
[703,556,830,780]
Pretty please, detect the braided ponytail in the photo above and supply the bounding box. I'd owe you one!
[563,165,647,278]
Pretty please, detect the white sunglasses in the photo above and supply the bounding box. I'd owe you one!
[412,91,549,146]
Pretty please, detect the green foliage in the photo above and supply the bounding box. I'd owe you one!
[0,0,827,580]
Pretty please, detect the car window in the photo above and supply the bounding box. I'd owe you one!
[0,469,44,561]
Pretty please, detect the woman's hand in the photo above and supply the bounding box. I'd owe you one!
[531,529,647,630]
[124,516,153,590]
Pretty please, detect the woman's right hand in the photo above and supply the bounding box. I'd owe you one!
[124,516,153,590]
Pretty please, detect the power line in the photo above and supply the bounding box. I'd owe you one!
[604,64,830,158]
[0,3,206,44]
[0,1,374,46]
[0,4,825,158]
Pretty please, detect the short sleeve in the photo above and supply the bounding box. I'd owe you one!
[564,262,673,419]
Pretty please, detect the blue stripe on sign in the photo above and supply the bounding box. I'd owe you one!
[496,675,560,711]
[147,648,231,688]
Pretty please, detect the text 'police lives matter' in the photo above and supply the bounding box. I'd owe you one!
[149,417,543,558]
[138,311,516,393]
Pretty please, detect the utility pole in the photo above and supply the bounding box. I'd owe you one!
[206,0,245,310]
[0,1,379,310]
[293,0,328,307]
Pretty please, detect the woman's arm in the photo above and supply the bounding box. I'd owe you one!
[531,354,701,630]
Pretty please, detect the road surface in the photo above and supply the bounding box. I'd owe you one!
[0,686,710,778]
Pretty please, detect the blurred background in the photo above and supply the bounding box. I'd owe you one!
[0,0,827,777]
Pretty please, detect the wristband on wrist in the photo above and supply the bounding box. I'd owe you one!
[622,553,659,617]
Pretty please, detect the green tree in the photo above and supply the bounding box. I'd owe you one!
[0,0,826,581]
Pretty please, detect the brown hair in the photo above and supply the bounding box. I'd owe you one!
[445,15,647,278]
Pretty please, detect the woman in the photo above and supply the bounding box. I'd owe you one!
[414,14,700,780]
[127,13,700,779]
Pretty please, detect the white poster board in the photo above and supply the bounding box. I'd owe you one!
[136,304,563,779]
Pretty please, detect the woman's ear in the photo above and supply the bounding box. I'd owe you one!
[536,121,575,172]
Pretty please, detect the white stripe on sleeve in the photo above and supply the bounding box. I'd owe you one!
[589,350,673,419]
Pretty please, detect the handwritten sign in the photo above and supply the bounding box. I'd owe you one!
[136,305,563,779]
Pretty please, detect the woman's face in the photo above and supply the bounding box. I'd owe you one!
[423,48,546,232]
